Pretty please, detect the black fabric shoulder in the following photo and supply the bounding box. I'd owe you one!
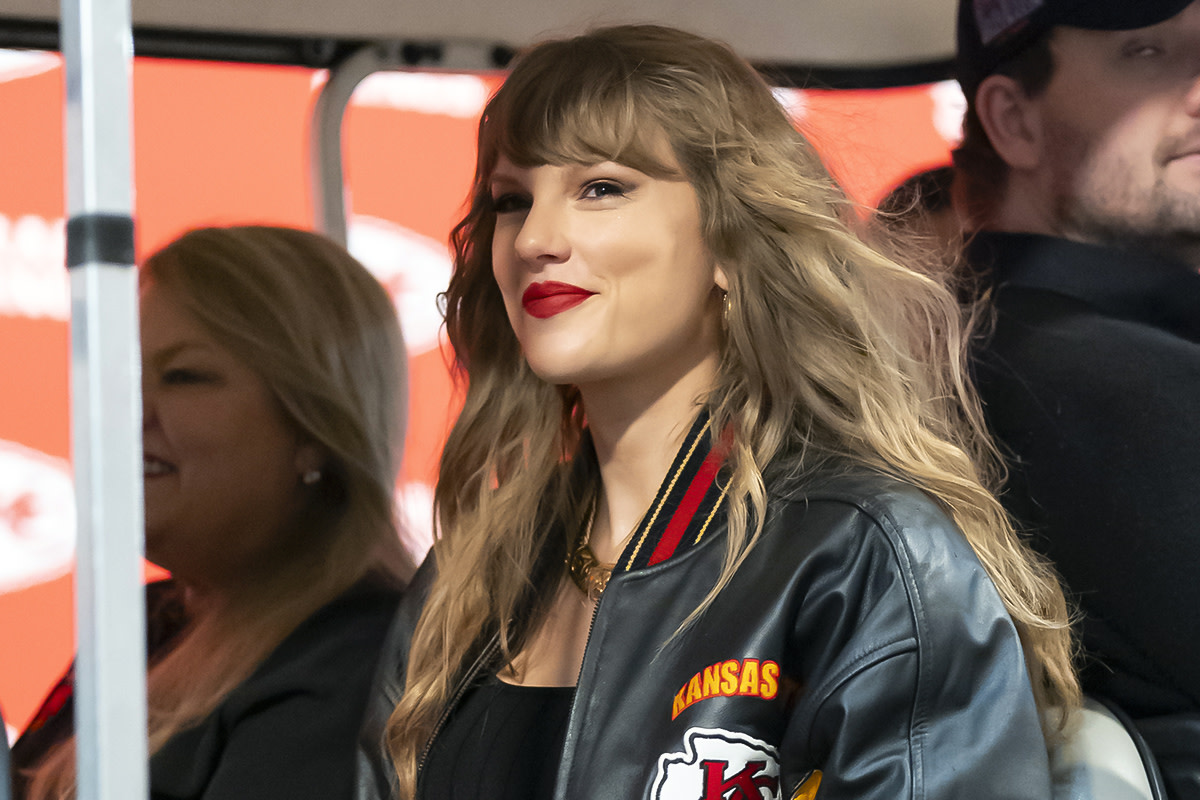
[150,578,402,800]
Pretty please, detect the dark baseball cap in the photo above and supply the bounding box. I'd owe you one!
[957,0,1195,97]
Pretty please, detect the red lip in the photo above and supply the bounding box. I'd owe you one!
[521,281,596,319]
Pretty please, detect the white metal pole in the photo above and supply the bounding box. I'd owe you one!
[311,43,392,246]
[310,40,500,243]
[60,0,147,796]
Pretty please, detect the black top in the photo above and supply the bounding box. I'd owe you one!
[12,576,403,800]
[419,676,574,800]
[967,231,1200,795]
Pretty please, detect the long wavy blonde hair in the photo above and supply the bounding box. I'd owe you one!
[386,24,1078,796]
[27,226,413,799]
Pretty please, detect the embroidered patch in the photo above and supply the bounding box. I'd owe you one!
[973,0,1042,45]
[791,770,822,800]
[652,727,781,800]
[671,659,780,720]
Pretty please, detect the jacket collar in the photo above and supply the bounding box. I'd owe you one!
[598,410,732,575]
[968,231,1200,341]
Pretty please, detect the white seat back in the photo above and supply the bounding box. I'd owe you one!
[1050,697,1162,800]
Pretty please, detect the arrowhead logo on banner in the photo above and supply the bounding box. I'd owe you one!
[0,213,68,321]
[0,440,75,593]
[0,51,59,84]
[347,215,453,357]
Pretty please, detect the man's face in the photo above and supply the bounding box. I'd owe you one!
[1035,2,1200,260]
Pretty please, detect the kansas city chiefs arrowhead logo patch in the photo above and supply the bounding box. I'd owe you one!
[652,727,781,800]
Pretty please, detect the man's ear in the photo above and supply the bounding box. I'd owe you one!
[974,74,1045,171]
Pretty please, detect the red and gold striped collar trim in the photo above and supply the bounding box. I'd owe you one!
[617,412,732,574]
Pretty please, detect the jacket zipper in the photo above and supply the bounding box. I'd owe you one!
[576,596,602,685]
[414,633,501,790]
[554,581,607,800]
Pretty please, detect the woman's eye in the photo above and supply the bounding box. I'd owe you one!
[491,193,530,214]
[161,368,210,385]
[581,180,626,200]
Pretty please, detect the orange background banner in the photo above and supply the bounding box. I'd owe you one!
[0,52,958,736]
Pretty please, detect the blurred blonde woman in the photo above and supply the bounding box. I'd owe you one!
[362,24,1079,800]
[15,226,412,800]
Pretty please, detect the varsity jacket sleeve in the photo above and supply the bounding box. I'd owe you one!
[781,486,1054,799]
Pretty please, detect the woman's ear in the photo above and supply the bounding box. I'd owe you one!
[714,264,729,293]
[294,442,324,482]
[974,74,1045,172]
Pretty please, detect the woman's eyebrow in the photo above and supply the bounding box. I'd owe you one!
[488,172,525,190]
[144,340,212,367]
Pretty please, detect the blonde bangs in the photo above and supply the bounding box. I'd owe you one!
[480,37,681,178]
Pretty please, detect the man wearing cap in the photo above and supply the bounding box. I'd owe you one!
[954,0,1200,795]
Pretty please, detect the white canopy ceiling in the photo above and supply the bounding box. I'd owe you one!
[0,0,960,70]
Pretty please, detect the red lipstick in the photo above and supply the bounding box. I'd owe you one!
[521,281,595,319]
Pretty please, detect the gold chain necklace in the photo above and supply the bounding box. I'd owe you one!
[567,500,611,602]
[567,495,646,602]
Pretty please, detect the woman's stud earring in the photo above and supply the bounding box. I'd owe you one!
[302,469,321,485]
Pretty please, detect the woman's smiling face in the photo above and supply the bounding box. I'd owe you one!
[489,153,726,394]
[140,281,318,587]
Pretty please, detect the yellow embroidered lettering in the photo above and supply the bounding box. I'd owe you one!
[672,686,688,720]
[671,658,784,720]
[720,660,740,695]
[738,659,760,696]
[702,663,721,699]
[761,661,779,699]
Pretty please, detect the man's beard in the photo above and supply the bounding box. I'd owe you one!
[1064,188,1200,268]
[1047,126,1200,268]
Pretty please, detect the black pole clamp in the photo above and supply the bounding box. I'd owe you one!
[66,213,136,269]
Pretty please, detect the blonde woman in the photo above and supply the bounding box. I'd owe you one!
[363,25,1079,800]
[15,226,412,799]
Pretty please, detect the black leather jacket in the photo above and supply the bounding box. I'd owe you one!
[358,420,1054,799]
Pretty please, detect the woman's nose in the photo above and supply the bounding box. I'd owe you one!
[513,201,570,264]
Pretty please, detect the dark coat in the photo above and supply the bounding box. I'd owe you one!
[13,577,402,800]
[968,230,1200,799]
